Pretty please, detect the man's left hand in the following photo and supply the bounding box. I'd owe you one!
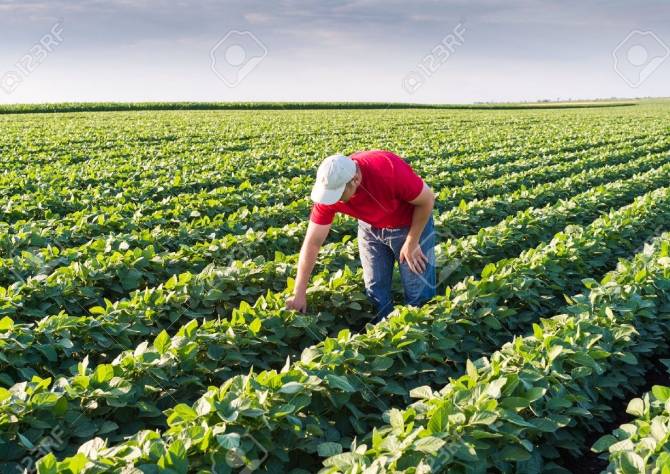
[399,238,428,274]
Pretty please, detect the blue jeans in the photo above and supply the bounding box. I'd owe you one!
[358,215,437,323]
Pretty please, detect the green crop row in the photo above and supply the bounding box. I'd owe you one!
[437,161,670,287]
[4,154,668,329]
[5,166,670,377]
[5,133,655,250]
[3,104,670,474]
[3,143,654,295]
[593,382,670,473]
[0,101,638,115]
[320,235,670,473]
[5,183,668,473]
[437,150,670,236]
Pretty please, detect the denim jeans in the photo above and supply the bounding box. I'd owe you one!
[358,215,436,323]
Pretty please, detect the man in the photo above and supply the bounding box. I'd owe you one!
[285,150,437,323]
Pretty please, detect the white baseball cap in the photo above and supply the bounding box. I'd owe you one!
[311,154,357,205]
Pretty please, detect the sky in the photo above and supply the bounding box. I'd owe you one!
[0,0,669,104]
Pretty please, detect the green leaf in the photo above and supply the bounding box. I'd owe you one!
[90,364,114,387]
[207,344,224,361]
[215,433,241,450]
[409,386,433,399]
[620,451,644,474]
[158,440,188,474]
[279,382,305,394]
[627,398,645,417]
[525,387,546,402]
[469,410,498,425]
[545,397,571,409]
[249,317,262,334]
[0,316,13,331]
[413,436,446,453]
[18,432,35,449]
[301,347,321,364]
[389,409,404,434]
[582,278,599,289]
[547,345,563,362]
[591,435,618,453]
[466,359,478,381]
[35,344,58,362]
[501,397,530,409]
[57,453,89,473]
[529,418,560,432]
[481,263,496,278]
[428,406,449,434]
[322,453,370,470]
[372,357,394,372]
[0,373,13,386]
[36,453,57,474]
[317,442,343,457]
[499,445,532,461]
[31,392,60,408]
[325,374,355,392]
[652,385,670,403]
[174,404,198,422]
[483,316,502,329]
[154,330,170,355]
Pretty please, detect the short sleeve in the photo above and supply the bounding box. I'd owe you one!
[310,203,337,225]
[392,156,424,201]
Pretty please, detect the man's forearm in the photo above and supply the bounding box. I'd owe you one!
[407,203,434,242]
[294,243,320,295]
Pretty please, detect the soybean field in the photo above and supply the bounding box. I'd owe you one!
[2,101,670,474]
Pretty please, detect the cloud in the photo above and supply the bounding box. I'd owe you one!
[0,0,668,103]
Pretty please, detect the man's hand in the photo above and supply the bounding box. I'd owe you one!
[286,293,307,314]
[403,182,434,274]
[399,238,429,274]
[286,221,330,315]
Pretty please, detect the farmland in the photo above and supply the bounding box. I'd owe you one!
[2,100,670,473]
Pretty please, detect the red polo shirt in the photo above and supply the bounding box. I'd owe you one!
[309,150,424,228]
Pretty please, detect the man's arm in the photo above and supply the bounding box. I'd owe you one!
[399,182,435,274]
[285,220,332,313]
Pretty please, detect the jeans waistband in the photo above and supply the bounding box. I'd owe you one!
[358,214,434,231]
[358,214,434,240]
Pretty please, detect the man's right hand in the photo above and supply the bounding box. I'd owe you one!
[286,221,331,315]
[286,293,307,314]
